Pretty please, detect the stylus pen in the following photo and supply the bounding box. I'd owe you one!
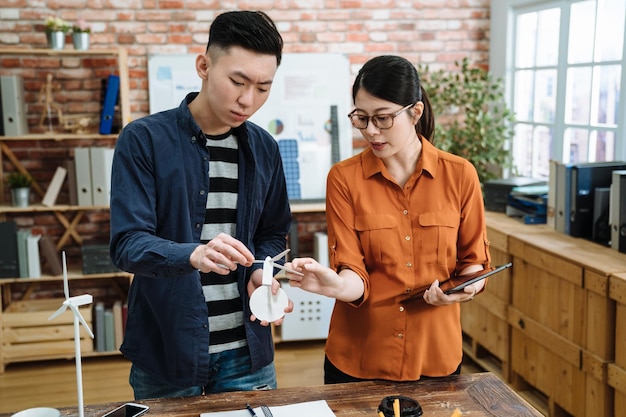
[246,403,258,417]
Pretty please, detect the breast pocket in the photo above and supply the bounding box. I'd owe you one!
[418,211,459,266]
[355,214,398,266]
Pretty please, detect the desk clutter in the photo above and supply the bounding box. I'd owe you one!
[484,161,626,254]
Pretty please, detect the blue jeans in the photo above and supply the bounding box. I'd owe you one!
[130,347,277,400]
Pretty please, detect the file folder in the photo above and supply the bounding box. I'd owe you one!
[99,74,120,134]
[90,147,115,206]
[74,147,93,206]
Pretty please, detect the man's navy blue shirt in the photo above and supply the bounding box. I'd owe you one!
[109,93,292,387]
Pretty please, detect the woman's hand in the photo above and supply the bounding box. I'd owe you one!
[422,278,485,305]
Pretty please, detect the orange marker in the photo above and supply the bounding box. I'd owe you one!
[393,398,400,417]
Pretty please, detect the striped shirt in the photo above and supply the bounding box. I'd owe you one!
[200,131,246,354]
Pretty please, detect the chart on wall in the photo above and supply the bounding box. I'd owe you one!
[148,53,353,201]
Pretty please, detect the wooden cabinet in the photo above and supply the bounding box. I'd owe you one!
[0,47,131,372]
[473,212,626,417]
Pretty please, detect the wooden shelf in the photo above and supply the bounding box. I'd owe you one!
[0,47,131,372]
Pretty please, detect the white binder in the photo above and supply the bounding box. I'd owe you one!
[90,147,115,206]
[0,75,29,136]
[74,147,93,206]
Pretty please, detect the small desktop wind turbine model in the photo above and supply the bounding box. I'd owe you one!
[249,248,303,322]
[48,252,94,417]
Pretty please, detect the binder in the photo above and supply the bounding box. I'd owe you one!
[0,221,19,278]
[16,229,31,278]
[0,75,29,136]
[104,308,115,351]
[555,162,573,234]
[39,235,63,276]
[90,147,115,206]
[42,166,67,207]
[592,187,611,246]
[112,300,124,349]
[95,302,106,352]
[610,170,626,253]
[26,233,41,278]
[74,147,93,206]
[569,161,626,239]
[65,159,78,205]
[547,160,558,229]
[99,74,120,134]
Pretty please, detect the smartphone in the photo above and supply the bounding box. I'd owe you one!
[101,403,149,417]
[443,262,513,294]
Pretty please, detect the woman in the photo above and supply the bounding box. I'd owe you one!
[286,55,491,383]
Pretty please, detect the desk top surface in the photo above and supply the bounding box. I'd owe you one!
[16,372,541,417]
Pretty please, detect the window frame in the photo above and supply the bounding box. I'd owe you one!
[490,0,626,178]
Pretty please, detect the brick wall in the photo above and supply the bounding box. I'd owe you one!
[0,1,491,259]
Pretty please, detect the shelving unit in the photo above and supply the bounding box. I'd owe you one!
[0,47,131,372]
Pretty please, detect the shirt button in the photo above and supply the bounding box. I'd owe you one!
[195,223,201,229]
[403,210,408,215]
[200,190,206,195]
[399,306,405,312]
[397,333,404,339]
[405,236,411,241]
[406,288,412,293]
[406,262,412,267]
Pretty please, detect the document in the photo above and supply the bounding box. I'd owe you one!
[199,400,336,417]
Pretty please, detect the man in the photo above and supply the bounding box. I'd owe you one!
[109,10,292,399]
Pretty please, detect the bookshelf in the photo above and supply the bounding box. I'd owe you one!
[0,47,130,372]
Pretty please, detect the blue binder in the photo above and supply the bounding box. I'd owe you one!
[99,74,120,134]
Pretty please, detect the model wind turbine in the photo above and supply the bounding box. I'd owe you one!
[48,252,94,417]
[249,249,302,322]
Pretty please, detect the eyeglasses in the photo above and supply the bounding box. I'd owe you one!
[348,103,414,130]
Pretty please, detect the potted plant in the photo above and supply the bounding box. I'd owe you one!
[44,16,70,50]
[418,58,516,183]
[71,19,91,50]
[6,172,33,207]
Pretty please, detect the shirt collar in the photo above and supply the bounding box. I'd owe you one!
[361,135,439,179]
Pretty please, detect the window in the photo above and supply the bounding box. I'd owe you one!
[491,0,626,179]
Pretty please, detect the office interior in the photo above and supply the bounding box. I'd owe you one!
[2,1,626,416]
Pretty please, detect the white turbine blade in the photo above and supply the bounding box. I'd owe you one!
[69,304,95,339]
[68,294,93,307]
[48,304,68,321]
[62,251,69,300]
[271,262,304,276]
[261,256,273,286]
[271,248,290,262]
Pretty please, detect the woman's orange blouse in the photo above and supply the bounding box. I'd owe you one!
[325,137,491,380]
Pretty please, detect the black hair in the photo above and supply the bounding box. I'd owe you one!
[352,55,435,142]
[206,10,283,66]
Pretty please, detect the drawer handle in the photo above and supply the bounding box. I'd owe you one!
[518,318,525,329]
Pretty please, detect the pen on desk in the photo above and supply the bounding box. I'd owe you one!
[245,403,258,417]
[393,398,400,417]
[378,411,385,417]
[450,408,462,417]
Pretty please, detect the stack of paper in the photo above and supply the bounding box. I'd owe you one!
[199,400,336,417]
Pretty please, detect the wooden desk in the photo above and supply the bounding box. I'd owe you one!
[15,373,542,417]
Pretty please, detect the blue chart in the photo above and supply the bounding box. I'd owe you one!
[278,139,301,200]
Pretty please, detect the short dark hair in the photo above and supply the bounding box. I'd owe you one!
[352,55,435,142]
[206,10,283,66]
